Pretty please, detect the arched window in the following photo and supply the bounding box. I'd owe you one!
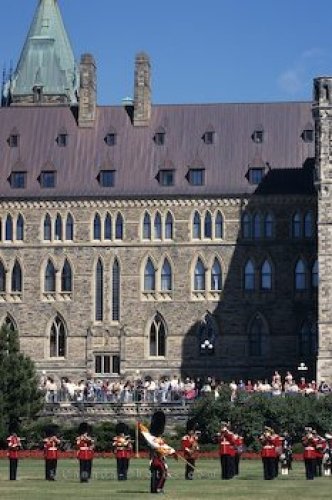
[5,215,13,241]
[3,315,16,331]
[211,258,222,291]
[261,260,272,290]
[244,260,255,290]
[16,214,24,241]
[11,260,22,293]
[165,212,173,240]
[61,259,72,292]
[55,214,62,241]
[194,258,205,291]
[215,211,223,239]
[204,212,212,239]
[264,213,274,238]
[95,259,104,321]
[304,211,313,238]
[44,214,52,241]
[248,316,265,356]
[0,261,6,294]
[104,213,112,240]
[253,213,262,239]
[115,213,123,240]
[161,258,172,291]
[242,213,251,239]
[112,258,120,321]
[93,214,102,240]
[312,260,318,288]
[143,212,151,240]
[45,260,56,292]
[193,211,201,239]
[149,314,166,357]
[154,212,162,240]
[292,212,302,238]
[65,214,74,241]
[295,259,306,290]
[144,258,156,291]
[50,316,66,357]
[299,321,318,357]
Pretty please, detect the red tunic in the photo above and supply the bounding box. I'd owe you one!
[181,434,199,460]
[7,436,21,460]
[77,436,94,460]
[260,436,277,458]
[218,430,236,457]
[113,436,132,459]
[44,437,60,460]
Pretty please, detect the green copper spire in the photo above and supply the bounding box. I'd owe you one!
[10,0,78,104]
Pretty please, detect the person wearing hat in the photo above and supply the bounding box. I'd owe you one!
[216,421,236,480]
[7,422,22,481]
[43,425,61,481]
[302,427,318,480]
[113,422,133,480]
[181,419,200,479]
[76,423,94,483]
[259,426,278,480]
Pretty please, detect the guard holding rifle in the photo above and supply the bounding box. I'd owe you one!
[302,427,318,480]
[216,421,236,480]
[113,422,133,480]
[7,423,22,481]
[76,422,94,483]
[181,419,200,480]
[43,425,61,481]
[259,426,278,480]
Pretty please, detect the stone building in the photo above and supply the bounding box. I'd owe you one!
[0,0,324,382]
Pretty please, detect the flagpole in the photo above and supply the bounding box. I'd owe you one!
[135,420,140,458]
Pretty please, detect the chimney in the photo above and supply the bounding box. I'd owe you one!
[79,53,96,127]
[133,52,151,127]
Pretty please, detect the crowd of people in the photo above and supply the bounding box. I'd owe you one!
[39,370,332,405]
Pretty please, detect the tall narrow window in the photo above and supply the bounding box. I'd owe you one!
[215,211,223,239]
[143,212,151,240]
[5,215,13,241]
[45,260,56,292]
[154,212,162,240]
[0,261,6,294]
[165,212,173,240]
[112,259,120,322]
[149,314,166,357]
[55,214,62,241]
[44,214,52,241]
[194,258,205,291]
[104,213,112,240]
[93,214,102,240]
[304,211,313,238]
[292,212,302,238]
[115,213,123,240]
[161,258,172,291]
[50,316,66,357]
[261,260,272,290]
[211,258,222,291]
[95,259,104,321]
[144,258,156,291]
[16,214,24,241]
[299,321,317,357]
[61,260,72,292]
[65,214,74,241]
[312,260,318,288]
[11,260,22,293]
[204,212,212,238]
[264,213,274,238]
[244,260,255,290]
[253,213,262,239]
[242,213,251,239]
[295,259,306,290]
[249,316,264,356]
[193,212,201,239]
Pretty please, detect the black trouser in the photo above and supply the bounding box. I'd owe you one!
[117,458,129,480]
[304,459,316,480]
[150,462,167,493]
[315,458,322,477]
[262,457,276,480]
[234,454,240,475]
[220,455,235,480]
[274,457,279,477]
[185,458,195,479]
[79,460,92,482]
[9,459,18,480]
[45,459,57,480]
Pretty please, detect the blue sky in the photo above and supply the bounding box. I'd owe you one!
[1,0,332,105]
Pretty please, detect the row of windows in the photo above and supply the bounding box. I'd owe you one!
[241,210,315,240]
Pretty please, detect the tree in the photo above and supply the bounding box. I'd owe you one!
[0,324,43,442]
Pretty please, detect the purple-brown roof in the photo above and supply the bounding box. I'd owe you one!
[0,102,315,199]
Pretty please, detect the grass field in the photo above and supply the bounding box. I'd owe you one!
[0,458,331,500]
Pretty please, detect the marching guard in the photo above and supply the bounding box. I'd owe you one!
[216,421,236,480]
[76,423,94,483]
[113,422,133,480]
[43,426,60,481]
[7,423,22,481]
[181,419,200,480]
[259,426,278,480]
[302,427,318,480]
[312,430,326,477]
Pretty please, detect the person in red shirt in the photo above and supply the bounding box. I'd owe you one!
[7,423,22,481]
[259,426,278,480]
[43,426,61,481]
[232,430,244,476]
[76,422,94,483]
[216,421,236,480]
[312,430,326,477]
[181,419,200,480]
[113,422,133,480]
[302,427,318,480]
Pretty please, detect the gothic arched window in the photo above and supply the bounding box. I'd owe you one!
[204,212,212,239]
[149,314,166,357]
[45,260,56,292]
[44,214,52,241]
[193,211,201,239]
[253,213,262,239]
[143,212,151,240]
[95,259,104,321]
[248,315,267,357]
[0,261,6,294]
[304,211,313,238]
[11,260,22,293]
[295,259,306,290]
[55,214,62,241]
[194,258,205,291]
[65,214,74,241]
[242,213,251,239]
[61,259,72,292]
[3,315,16,332]
[50,316,66,358]
[312,260,318,288]
[93,214,102,240]
[215,211,223,239]
[5,215,13,241]
[112,258,120,321]
[161,258,172,291]
[299,321,318,357]
[261,260,272,290]
[244,260,255,290]
[264,213,274,238]
[211,258,222,291]
[115,213,123,240]
[154,212,162,240]
[16,214,24,241]
[292,212,302,238]
[104,213,112,240]
[144,258,156,291]
[165,212,173,240]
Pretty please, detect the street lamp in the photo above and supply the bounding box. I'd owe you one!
[200,339,214,378]
[297,362,308,373]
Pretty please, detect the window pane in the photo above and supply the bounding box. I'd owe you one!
[103,355,111,374]
[204,213,212,238]
[144,259,155,291]
[95,355,102,373]
[143,213,151,239]
[44,215,52,241]
[188,169,205,186]
[244,261,255,290]
[211,259,222,291]
[40,171,56,188]
[100,170,115,187]
[65,214,74,240]
[11,172,26,189]
[264,213,274,238]
[193,212,201,239]
[194,259,205,291]
[215,212,223,238]
[112,355,120,374]
[105,214,112,240]
[165,213,173,239]
[94,214,101,240]
[96,259,104,321]
[55,215,62,240]
[115,214,123,239]
[5,215,13,241]
[292,213,301,238]
[242,214,251,239]
[159,170,174,186]
[154,213,162,239]
[16,215,24,241]
[161,259,172,291]
[45,261,56,292]
[112,259,120,321]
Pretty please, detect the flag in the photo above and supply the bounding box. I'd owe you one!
[138,423,176,457]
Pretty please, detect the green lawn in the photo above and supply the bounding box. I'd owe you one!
[0,459,331,500]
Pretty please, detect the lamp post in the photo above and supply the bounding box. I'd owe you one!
[135,370,141,458]
[200,339,214,378]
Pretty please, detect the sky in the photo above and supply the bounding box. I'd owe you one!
[1,0,332,105]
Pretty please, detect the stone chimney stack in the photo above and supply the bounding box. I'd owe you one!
[79,53,96,127]
[133,52,151,127]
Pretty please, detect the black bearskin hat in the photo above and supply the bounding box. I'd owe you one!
[8,420,20,435]
[78,422,90,435]
[150,410,165,437]
[44,424,59,438]
[116,422,128,435]
[186,419,198,433]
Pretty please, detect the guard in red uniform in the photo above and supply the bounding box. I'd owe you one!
[232,430,244,476]
[312,430,326,477]
[259,427,278,480]
[113,422,133,480]
[271,429,283,477]
[302,427,318,480]
[216,421,236,480]
[149,411,168,494]
[181,419,200,479]
[43,426,60,481]
[76,423,94,483]
[7,423,22,481]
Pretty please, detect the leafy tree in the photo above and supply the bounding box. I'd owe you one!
[0,324,43,443]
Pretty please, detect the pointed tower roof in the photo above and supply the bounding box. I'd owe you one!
[10,0,78,104]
